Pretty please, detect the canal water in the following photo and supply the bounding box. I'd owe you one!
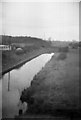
[0,80,2,119]
[1,53,54,118]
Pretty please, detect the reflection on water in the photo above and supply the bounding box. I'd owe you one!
[1,53,54,118]
[0,80,2,119]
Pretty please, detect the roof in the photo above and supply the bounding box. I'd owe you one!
[0,45,9,47]
[16,48,23,51]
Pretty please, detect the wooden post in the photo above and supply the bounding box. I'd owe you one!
[8,72,10,91]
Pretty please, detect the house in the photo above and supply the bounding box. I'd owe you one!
[0,45,11,51]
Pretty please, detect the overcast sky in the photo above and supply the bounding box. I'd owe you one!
[1,0,80,41]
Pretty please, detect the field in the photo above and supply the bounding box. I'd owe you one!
[20,47,80,119]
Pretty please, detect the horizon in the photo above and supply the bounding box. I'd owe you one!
[1,35,80,42]
[1,1,80,41]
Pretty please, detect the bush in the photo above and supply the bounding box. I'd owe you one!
[69,42,79,49]
[57,53,67,60]
[59,46,69,52]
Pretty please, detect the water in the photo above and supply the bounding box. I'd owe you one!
[0,80,2,119]
[1,53,54,118]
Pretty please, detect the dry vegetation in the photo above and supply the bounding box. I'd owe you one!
[20,47,80,119]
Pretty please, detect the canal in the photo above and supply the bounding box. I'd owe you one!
[1,53,54,118]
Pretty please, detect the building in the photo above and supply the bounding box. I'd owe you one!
[0,45,11,51]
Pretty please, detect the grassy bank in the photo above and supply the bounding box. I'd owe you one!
[20,48,80,119]
[2,47,55,76]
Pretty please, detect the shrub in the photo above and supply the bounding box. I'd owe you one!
[59,46,69,52]
[57,53,67,60]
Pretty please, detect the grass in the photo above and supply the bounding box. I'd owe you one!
[20,48,80,119]
[0,51,2,77]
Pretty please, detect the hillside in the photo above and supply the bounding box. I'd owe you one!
[2,35,50,47]
[1,35,54,76]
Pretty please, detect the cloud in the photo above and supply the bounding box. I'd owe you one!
[0,2,2,35]
[2,2,79,41]
[2,0,81,3]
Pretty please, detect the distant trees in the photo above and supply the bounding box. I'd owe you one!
[79,41,81,47]
[69,40,79,49]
